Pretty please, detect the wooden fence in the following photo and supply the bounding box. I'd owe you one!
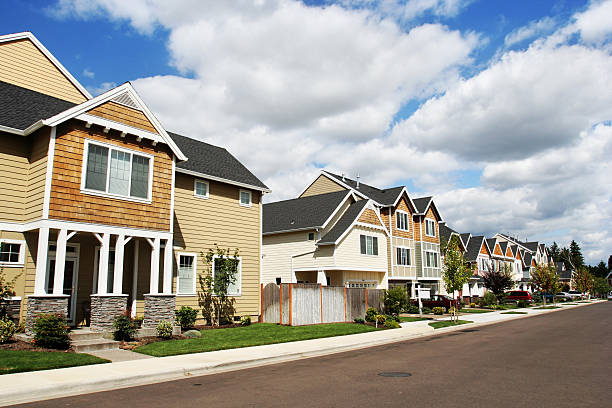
[261,283,384,325]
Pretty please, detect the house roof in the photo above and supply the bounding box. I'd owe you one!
[486,238,498,256]
[523,241,540,253]
[263,190,351,234]
[460,233,471,248]
[498,241,509,255]
[465,236,487,262]
[169,132,269,192]
[323,171,406,206]
[556,261,573,280]
[412,196,431,214]
[510,244,519,258]
[439,222,456,244]
[523,252,533,268]
[318,199,370,245]
[0,80,76,131]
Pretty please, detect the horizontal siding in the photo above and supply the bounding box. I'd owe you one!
[300,174,346,197]
[25,129,49,221]
[262,232,317,283]
[335,226,387,272]
[0,132,28,222]
[293,245,335,270]
[88,102,158,134]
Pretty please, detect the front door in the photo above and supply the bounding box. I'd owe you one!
[46,257,79,324]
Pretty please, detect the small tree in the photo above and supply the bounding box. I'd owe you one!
[592,277,611,298]
[530,264,561,305]
[572,267,594,298]
[383,286,407,317]
[198,245,240,327]
[0,263,20,319]
[441,235,473,321]
[481,264,514,304]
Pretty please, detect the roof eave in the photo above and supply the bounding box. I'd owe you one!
[176,167,270,193]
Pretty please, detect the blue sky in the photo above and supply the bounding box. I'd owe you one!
[2,0,611,263]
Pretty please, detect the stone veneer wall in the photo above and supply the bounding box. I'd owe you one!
[25,295,69,335]
[143,294,176,328]
[90,295,128,331]
[0,298,22,323]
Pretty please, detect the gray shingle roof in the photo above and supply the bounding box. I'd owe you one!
[168,132,268,190]
[412,196,432,214]
[323,172,405,206]
[319,199,369,245]
[556,261,573,280]
[523,251,533,267]
[523,242,540,253]
[486,238,498,256]
[498,241,508,255]
[460,233,471,248]
[510,244,518,258]
[0,80,76,130]
[439,222,457,245]
[465,236,486,262]
[263,190,351,234]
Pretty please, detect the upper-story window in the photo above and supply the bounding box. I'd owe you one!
[239,190,252,207]
[0,239,26,267]
[396,211,409,231]
[425,218,436,237]
[82,140,153,202]
[396,247,411,265]
[308,232,315,241]
[360,235,378,256]
[425,251,440,268]
[194,179,209,199]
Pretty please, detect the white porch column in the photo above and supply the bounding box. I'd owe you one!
[131,240,139,317]
[149,237,160,294]
[34,227,50,295]
[113,234,126,294]
[317,270,327,286]
[52,229,68,295]
[97,233,110,294]
[162,238,173,294]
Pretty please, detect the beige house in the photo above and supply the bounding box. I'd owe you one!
[0,31,268,330]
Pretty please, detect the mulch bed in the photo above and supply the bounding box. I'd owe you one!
[0,339,74,353]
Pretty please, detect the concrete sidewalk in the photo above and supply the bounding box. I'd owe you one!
[0,300,603,407]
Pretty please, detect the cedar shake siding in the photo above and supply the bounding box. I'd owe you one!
[300,174,346,197]
[358,208,381,226]
[87,101,158,134]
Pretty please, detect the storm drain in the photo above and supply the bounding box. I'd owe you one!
[378,372,412,378]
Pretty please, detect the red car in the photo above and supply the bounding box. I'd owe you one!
[504,290,532,303]
[411,294,460,311]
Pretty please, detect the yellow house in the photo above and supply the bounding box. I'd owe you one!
[0,32,268,331]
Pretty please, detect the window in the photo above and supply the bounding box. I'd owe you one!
[239,190,252,207]
[396,211,409,231]
[194,180,209,199]
[348,281,376,288]
[275,277,282,285]
[425,251,439,268]
[0,240,25,266]
[360,235,378,256]
[82,140,152,201]
[177,253,196,295]
[396,247,411,266]
[425,219,436,237]
[212,256,242,295]
[308,232,315,241]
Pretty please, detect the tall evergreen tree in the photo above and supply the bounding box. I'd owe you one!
[608,255,612,272]
[569,240,584,269]
[549,242,560,262]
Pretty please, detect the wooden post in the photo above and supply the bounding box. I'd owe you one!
[320,284,323,324]
[260,283,263,323]
[365,288,368,310]
[344,286,347,322]
[279,284,283,324]
[289,283,293,326]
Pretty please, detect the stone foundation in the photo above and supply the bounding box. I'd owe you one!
[143,294,176,328]
[25,295,69,335]
[90,295,129,331]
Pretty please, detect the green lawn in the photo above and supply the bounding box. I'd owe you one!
[501,311,527,315]
[0,350,109,375]
[135,323,382,357]
[460,309,494,314]
[534,306,560,309]
[428,320,472,329]
[399,316,431,322]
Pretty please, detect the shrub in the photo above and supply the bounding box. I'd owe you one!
[112,314,136,341]
[133,315,144,328]
[240,315,251,326]
[432,307,445,315]
[469,303,476,308]
[405,304,420,314]
[354,317,365,324]
[483,291,497,306]
[156,320,174,339]
[0,316,16,343]
[175,306,198,330]
[375,314,386,325]
[32,313,69,349]
[365,307,378,322]
[517,300,529,308]
[492,304,505,310]
[383,286,407,316]
[422,307,432,314]
[384,318,400,329]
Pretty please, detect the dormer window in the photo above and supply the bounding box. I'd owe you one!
[425,218,436,237]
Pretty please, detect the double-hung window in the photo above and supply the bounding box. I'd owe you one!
[0,240,25,267]
[425,219,436,237]
[425,251,439,268]
[396,211,409,231]
[177,253,196,295]
[212,257,242,295]
[82,140,153,201]
[396,247,411,265]
[360,235,378,256]
[239,190,252,207]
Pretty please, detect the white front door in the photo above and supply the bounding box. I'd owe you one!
[45,257,79,324]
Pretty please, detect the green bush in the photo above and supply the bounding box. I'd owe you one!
[483,292,497,306]
[383,318,400,329]
[422,307,432,314]
[492,304,505,310]
[33,313,69,349]
[383,286,407,316]
[365,307,378,322]
[375,314,386,325]
[240,316,251,326]
[156,320,174,339]
[405,304,420,314]
[112,314,136,341]
[517,300,529,308]
[469,303,476,308]
[432,307,445,315]
[175,306,198,330]
[354,317,365,324]
[0,316,16,343]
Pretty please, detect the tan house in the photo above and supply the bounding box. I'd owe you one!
[0,32,268,331]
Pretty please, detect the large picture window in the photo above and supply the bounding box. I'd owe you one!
[396,247,411,266]
[177,253,196,295]
[212,257,242,295]
[360,235,378,256]
[82,140,153,201]
[425,251,440,268]
[425,219,436,237]
[396,211,409,231]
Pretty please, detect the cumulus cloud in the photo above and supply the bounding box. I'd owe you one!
[504,16,557,47]
[82,68,95,78]
[572,0,612,44]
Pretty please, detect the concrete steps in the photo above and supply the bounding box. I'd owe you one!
[69,330,119,353]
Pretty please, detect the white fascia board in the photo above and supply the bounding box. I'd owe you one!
[323,199,387,246]
[262,226,318,236]
[0,32,92,100]
[320,190,354,230]
[176,167,271,193]
[392,187,418,213]
[3,121,46,137]
[76,113,163,143]
[0,125,26,135]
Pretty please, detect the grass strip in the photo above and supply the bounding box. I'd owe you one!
[0,350,109,375]
[428,320,472,329]
[501,311,527,315]
[399,316,431,322]
[534,306,561,309]
[460,309,494,313]
[136,323,381,357]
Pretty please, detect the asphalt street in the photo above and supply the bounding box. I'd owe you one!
[18,302,611,408]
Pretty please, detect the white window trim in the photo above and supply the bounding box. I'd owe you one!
[212,255,242,296]
[239,189,252,207]
[346,280,377,288]
[193,179,210,200]
[424,250,440,268]
[80,139,154,204]
[396,246,412,266]
[176,251,197,296]
[396,210,410,231]
[307,232,315,241]
[425,218,436,237]
[0,239,26,267]
[360,234,379,256]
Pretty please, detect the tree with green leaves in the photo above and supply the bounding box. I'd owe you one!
[607,255,612,272]
[441,235,473,321]
[482,264,515,304]
[592,277,611,298]
[530,264,561,305]
[572,267,593,298]
[0,263,20,319]
[569,240,584,269]
[590,261,609,278]
[549,242,560,262]
[383,286,407,317]
[198,245,240,327]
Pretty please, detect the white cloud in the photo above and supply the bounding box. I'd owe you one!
[572,0,612,44]
[82,68,95,78]
[504,16,556,47]
[86,81,117,96]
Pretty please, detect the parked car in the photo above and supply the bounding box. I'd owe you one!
[532,291,554,303]
[608,291,612,301]
[504,291,533,303]
[411,294,460,312]
[556,290,583,300]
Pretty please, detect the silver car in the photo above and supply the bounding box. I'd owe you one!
[556,290,583,300]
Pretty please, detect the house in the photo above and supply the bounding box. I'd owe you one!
[0,31,268,331]
[461,235,491,301]
[556,261,573,290]
[262,190,389,288]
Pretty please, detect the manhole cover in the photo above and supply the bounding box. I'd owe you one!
[378,372,412,377]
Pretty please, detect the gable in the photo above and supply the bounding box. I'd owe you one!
[300,174,346,198]
[505,246,513,258]
[0,37,87,104]
[425,206,439,221]
[531,258,537,267]
[515,249,522,261]
[493,243,503,256]
[358,208,384,229]
[480,241,490,256]
[87,101,158,134]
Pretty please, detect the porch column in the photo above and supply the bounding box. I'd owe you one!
[52,228,67,295]
[162,237,173,294]
[131,239,139,317]
[97,233,110,294]
[317,270,327,286]
[34,227,49,295]
[113,234,126,294]
[149,237,160,294]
